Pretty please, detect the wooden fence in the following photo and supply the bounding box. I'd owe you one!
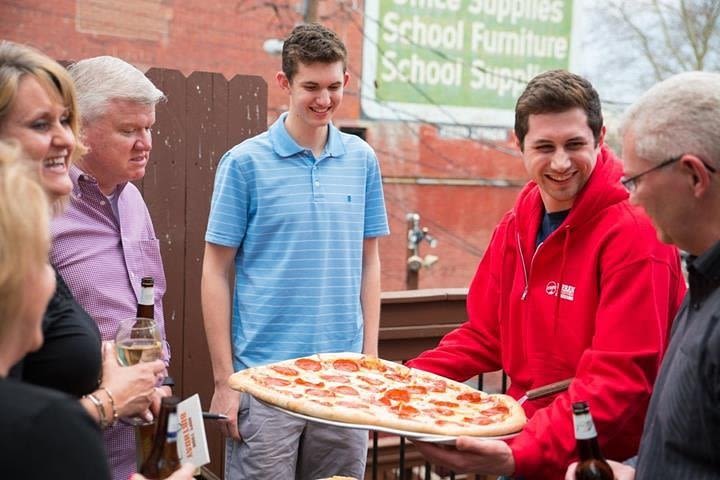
[136,67,267,475]
[135,68,475,478]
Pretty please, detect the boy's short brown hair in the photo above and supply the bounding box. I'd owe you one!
[282,23,347,83]
[514,70,603,150]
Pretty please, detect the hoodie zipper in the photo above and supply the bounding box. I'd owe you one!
[517,231,542,300]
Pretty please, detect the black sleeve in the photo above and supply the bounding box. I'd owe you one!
[21,271,103,397]
[23,399,111,479]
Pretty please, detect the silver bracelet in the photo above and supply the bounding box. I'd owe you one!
[85,392,109,428]
[98,386,118,426]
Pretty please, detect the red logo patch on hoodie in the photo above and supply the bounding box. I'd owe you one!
[545,281,576,301]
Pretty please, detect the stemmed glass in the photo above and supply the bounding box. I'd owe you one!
[114,317,164,425]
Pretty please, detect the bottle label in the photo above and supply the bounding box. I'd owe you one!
[167,412,179,443]
[573,412,597,440]
[140,287,154,306]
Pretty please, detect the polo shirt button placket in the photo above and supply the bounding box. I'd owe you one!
[312,164,322,200]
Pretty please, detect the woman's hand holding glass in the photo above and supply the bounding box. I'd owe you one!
[100,342,165,422]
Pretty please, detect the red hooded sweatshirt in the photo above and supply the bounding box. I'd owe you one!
[408,146,686,479]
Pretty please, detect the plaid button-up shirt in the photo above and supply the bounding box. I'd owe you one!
[51,166,168,480]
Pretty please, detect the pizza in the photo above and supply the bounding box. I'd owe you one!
[228,352,526,437]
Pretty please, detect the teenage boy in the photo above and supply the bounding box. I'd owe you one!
[202,23,389,479]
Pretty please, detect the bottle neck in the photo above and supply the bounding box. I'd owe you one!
[153,404,173,445]
[137,286,154,319]
[574,411,604,461]
[165,412,179,444]
[577,437,605,461]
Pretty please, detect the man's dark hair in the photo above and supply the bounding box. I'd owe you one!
[514,70,603,150]
[282,23,347,83]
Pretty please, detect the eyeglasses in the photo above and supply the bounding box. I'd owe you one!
[621,154,717,193]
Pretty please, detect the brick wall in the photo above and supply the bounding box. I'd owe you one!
[1,0,528,290]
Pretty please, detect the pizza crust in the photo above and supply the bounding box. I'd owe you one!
[228,352,526,437]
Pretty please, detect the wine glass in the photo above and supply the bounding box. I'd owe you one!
[115,317,163,366]
[114,317,164,425]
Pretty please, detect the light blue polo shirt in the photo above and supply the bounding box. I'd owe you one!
[206,113,389,371]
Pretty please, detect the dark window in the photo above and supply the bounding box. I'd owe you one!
[340,126,367,140]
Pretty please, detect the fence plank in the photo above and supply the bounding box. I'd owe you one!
[144,67,188,393]
[135,68,267,477]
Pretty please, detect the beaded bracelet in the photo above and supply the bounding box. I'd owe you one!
[99,386,118,427]
[85,392,109,428]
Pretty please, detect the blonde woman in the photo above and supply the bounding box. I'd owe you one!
[0,140,111,477]
[0,141,195,479]
[0,41,164,430]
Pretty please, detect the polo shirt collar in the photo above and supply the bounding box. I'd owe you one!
[269,112,346,159]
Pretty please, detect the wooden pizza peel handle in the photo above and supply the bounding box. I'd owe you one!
[519,378,573,404]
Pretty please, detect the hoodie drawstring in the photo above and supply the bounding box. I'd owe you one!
[553,225,571,332]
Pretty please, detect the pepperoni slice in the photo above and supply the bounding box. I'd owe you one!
[481,406,510,416]
[295,358,322,371]
[464,416,493,425]
[270,366,299,376]
[358,375,384,386]
[435,419,464,427]
[456,392,485,403]
[384,372,411,383]
[305,388,335,397]
[391,404,420,418]
[431,407,454,417]
[382,388,411,403]
[430,400,459,408]
[333,359,360,372]
[320,374,350,384]
[360,357,388,372]
[356,383,386,393]
[331,385,360,396]
[294,378,324,388]
[406,385,428,395]
[262,376,291,387]
[427,380,447,393]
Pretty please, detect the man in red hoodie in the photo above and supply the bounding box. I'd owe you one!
[408,70,686,479]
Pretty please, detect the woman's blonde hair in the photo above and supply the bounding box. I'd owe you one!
[0,41,86,165]
[0,140,50,327]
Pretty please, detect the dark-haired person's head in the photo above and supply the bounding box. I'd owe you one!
[281,23,347,84]
[513,70,606,213]
[515,69,603,151]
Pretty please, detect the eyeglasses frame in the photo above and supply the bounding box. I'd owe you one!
[621,154,717,192]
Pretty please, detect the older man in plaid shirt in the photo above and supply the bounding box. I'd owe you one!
[51,56,172,480]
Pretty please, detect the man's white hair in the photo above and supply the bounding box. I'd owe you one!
[68,56,165,122]
[620,71,720,169]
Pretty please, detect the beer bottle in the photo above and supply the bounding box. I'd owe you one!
[140,396,182,479]
[573,401,613,480]
[134,276,165,464]
[136,276,155,319]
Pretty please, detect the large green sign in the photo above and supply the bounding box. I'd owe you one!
[361,0,581,127]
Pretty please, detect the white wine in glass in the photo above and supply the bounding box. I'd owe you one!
[115,317,163,366]
[117,338,163,366]
[114,317,164,426]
